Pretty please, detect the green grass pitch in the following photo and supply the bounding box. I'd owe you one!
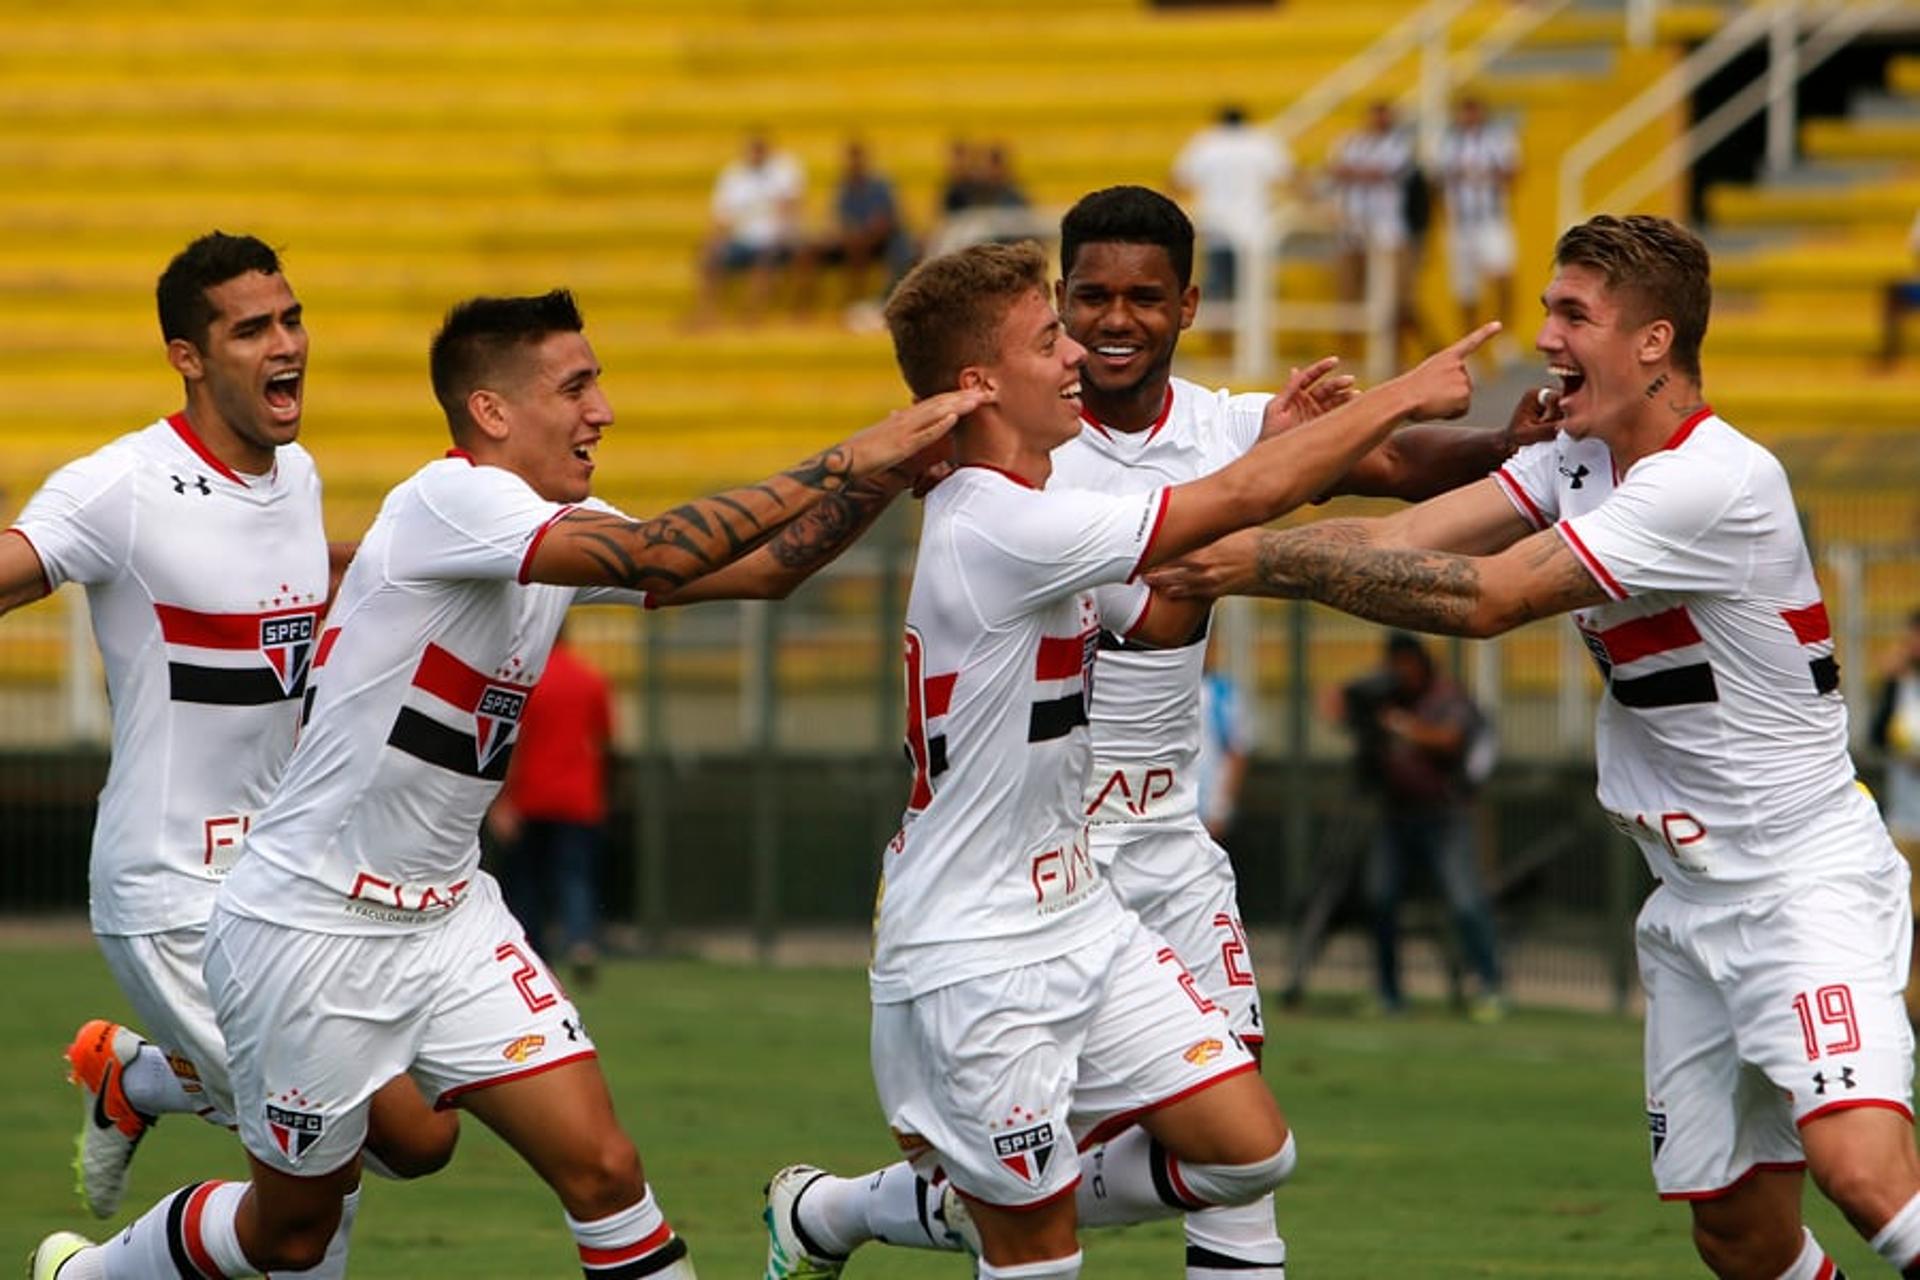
[0,945,1888,1277]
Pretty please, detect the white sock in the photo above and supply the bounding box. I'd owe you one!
[279,1185,359,1279]
[1776,1227,1838,1280]
[120,1044,197,1116]
[797,1163,959,1254]
[1871,1189,1920,1273]
[1077,1129,1195,1228]
[977,1251,1082,1278]
[1185,1194,1287,1276]
[86,1180,256,1278]
[569,1188,692,1277]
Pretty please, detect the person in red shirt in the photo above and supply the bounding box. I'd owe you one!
[489,625,614,987]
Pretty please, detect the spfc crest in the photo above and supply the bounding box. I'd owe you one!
[475,685,527,770]
[992,1120,1056,1185]
[259,611,318,696]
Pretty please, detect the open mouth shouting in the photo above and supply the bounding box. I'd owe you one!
[1547,362,1585,414]
[263,367,303,424]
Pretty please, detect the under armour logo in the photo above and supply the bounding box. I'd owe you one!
[171,474,211,496]
[1812,1067,1857,1095]
[562,1018,581,1042]
[1557,463,1590,490]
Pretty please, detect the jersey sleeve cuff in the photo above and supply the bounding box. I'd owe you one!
[517,505,576,585]
[1127,489,1172,582]
[1555,521,1629,601]
[1492,468,1549,531]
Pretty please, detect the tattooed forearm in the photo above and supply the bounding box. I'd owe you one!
[1258,520,1482,634]
[783,446,856,495]
[766,478,890,571]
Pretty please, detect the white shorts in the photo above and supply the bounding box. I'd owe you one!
[96,927,233,1118]
[1638,866,1916,1199]
[1445,220,1516,303]
[871,912,1256,1210]
[206,874,595,1177]
[1099,827,1265,1045]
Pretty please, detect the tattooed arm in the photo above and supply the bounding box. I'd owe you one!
[524,389,982,592]
[1241,519,1609,638]
[643,471,904,604]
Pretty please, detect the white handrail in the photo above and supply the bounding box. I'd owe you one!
[1556,2,1776,232]
[1589,0,1902,219]
[1269,0,1479,147]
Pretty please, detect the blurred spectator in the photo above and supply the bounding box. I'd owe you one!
[1879,210,1920,366]
[1329,101,1432,362]
[1172,103,1294,302]
[927,138,1038,255]
[939,137,984,217]
[1436,95,1521,358]
[694,129,804,325]
[1196,635,1254,843]
[792,139,916,322]
[1341,630,1503,1018]
[1871,607,1920,1023]
[489,626,614,989]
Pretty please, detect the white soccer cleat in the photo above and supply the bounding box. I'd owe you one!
[28,1231,93,1280]
[762,1164,847,1279]
[64,1019,154,1219]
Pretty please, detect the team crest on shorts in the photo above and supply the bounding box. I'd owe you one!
[259,611,318,697]
[266,1090,326,1161]
[1646,1109,1667,1159]
[474,685,527,770]
[991,1120,1056,1184]
[501,1034,547,1064]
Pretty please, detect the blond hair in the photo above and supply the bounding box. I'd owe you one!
[884,241,1049,398]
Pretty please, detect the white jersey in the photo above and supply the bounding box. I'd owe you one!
[1436,120,1518,228]
[1172,124,1293,249]
[1050,379,1268,853]
[1495,408,1880,898]
[219,452,631,935]
[870,465,1165,1003]
[7,415,326,935]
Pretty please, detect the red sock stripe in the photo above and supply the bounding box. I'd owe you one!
[1814,1258,1836,1280]
[1164,1151,1204,1210]
[578,1221,675,1267]
[181,1180,226,1279]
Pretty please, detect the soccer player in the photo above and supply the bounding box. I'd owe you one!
[1149,214,1920,1279]
[762,240,1494,1280]
[28,288,977,1280]
[3,232,456,1275]
[763,185,1547,1280]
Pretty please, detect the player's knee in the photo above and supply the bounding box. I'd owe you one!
[365,1109,460,1179]
[246,1211,340,1274]
[1689,1213,1794,1280]
[1179,1132,1297,1208]
[1809,1145,1902,1228]
[552,1132,644,1219]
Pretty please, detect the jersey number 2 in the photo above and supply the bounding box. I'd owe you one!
[496,942,557,1014]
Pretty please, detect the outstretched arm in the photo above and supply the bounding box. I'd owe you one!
[526,389,982,593]
[0,529,50,617]
[1231,519,1607,639]
[1139,322,1499,572]
[643,470,905,605]
[1322,385,1564,502]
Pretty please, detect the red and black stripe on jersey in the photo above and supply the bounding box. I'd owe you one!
[1580,606,1718,709]
[1029,629,1098,743]
[1581,600,1838,709]
[386,642,535,781]
[154,603,322,707]
[1782,601,1841,694]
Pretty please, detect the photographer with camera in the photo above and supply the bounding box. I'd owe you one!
[1340,630,1504,1020]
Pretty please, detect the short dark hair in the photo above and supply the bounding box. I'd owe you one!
[1059,185,1195,289]
[429,289,584,437]
[1554,214,1711,380]
[884,241,1048,399]
[155,232,283,348]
